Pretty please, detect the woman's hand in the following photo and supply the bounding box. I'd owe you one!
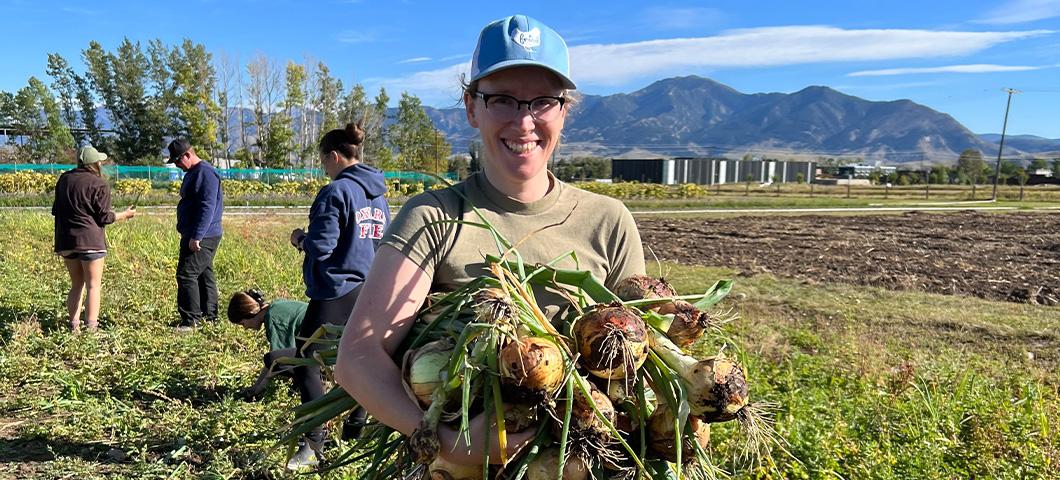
[436,411,537,466]
[290,228,306,251]
[116,206,136,221]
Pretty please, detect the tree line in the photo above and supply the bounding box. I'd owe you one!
[0,38,451,174]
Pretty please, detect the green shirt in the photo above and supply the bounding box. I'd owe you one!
[265,300,309,351]
[382,172,645,319]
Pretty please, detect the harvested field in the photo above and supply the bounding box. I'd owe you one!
[638,211,1060,305]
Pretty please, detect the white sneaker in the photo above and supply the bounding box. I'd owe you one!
[285,441,318,471]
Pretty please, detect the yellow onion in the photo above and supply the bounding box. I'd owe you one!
[402,338,455,408]
[503,402,539,433]
[647,404,711,463]
[614,275,676,302]
[525,447,589,480]
[499,337,566,400]
[428,457,483,480]
[473,287,514,323]
[556,380,616,442]
[658,300,714,347]
[574,303,649,380]
[649,330,749,422]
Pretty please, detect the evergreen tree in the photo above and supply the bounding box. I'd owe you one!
[391,92,448,173]
[339,82,368,126]
[956,149,986,185]
[45,53,83,145]
[314,62,342,140]
[362,87,392,168]
[83,39,172,164]
[11,77,75,163]
[73,74,105,149]
[284,61,307,165]
[169,40,220,160]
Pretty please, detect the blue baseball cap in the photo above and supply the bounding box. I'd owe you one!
[470,15,576,90]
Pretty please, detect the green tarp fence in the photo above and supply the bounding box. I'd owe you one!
[0,164,452,184]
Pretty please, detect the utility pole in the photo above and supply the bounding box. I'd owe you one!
[992,88,1019,201]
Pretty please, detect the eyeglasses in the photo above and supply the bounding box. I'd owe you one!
[474,92,566,122]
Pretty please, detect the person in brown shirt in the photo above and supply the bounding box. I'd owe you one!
[52,146,136,332]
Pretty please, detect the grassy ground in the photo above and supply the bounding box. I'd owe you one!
[0,211,1056,479]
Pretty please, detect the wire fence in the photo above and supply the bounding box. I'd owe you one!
[0,164,452,184]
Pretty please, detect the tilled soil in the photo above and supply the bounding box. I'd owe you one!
[638,211,1060,305]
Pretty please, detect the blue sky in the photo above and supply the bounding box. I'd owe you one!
[2,0,1059,137]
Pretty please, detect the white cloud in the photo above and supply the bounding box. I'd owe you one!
[848,64,1044,76]
[977,0,1060,24]
[398,57,432,64]
[382,25,1051,102]
[336,30,377,44]
[832,81,945,92]
[569,26,1051,86]
[640,6,726,30]
[371,62,469,104]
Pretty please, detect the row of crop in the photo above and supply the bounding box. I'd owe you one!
[0,172,442,199]
[573,181,715,199]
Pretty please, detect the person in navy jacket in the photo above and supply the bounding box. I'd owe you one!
[287,122,389,463]
[168,138,224,329]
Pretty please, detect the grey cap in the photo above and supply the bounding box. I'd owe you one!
[78,146,108,165]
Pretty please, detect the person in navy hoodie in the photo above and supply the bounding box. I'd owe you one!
[167,138,224,330]
[286,122,389,466]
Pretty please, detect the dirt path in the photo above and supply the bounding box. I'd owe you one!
[638,211,1060,305]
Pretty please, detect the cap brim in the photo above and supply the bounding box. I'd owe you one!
[472,59,576,90]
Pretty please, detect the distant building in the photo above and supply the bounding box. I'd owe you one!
[836,164,897,179]
[612,157,815,185]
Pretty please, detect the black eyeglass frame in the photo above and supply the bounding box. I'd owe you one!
[473,91,567,120]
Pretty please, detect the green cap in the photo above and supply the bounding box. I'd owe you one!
[78,146,108,165]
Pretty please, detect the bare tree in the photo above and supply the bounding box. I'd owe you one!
[246,54,281,166]
[215,51,239,160]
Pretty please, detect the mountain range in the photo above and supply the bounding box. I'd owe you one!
[7,75,1057,165]
[425,76,1059,164]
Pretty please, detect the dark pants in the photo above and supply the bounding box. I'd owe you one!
[264,348,297,377]
[294,286,361,441]
[176,235,221,326]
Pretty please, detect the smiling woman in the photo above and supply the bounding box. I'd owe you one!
[333,13,646,472]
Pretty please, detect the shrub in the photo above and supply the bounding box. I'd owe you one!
[113,179,152,196]
[0,171,59,194]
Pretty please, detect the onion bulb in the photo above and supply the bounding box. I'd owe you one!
[403,339,454,408]
[574,303,649,380]
[499,337,566,400]
[658,300,714,347]
[562,380,616,442]
[473,287,514,323]
[647,403,711,463]
[428,457,483,480]
[614,275,676,302]
[525,447,589,480]
[649,330,749,422]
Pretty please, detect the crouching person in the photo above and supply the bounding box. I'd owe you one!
[227,289,308,400]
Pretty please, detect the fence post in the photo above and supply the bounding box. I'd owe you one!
[846,174,852,198]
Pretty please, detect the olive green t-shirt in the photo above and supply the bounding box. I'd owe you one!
[381,172,645,318]
[265,299,309,351]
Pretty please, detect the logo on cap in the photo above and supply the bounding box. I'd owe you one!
[512,28,541,50]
